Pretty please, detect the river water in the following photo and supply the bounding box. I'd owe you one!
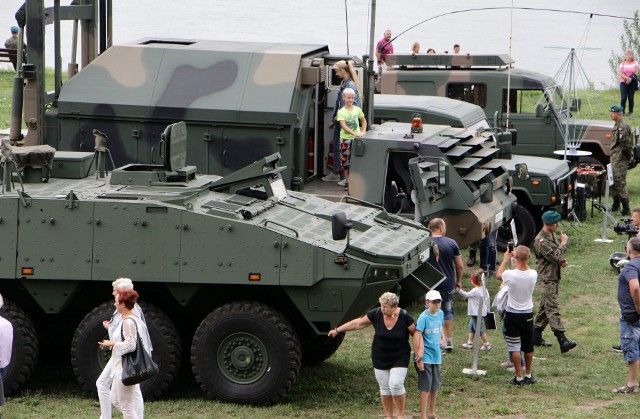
[0,0,634,88]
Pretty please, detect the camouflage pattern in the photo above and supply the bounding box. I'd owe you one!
[610,120,633,202]
[533,229,567,332]
[378,53,624,166]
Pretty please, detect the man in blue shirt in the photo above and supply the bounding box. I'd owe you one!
[427,218,463,351]
[613,237,640,394]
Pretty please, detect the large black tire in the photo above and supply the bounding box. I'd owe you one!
[191,301,301,405]
[70,301,181,401]
[301,333,345,366]
[497,205,536,252]
[0,299,38,396]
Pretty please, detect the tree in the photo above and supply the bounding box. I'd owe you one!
[609,11,640,82]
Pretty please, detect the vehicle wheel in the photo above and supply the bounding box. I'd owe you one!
[0,299,38,396]
[191,301,301,405]
[301,333,345,366]
[71,301,181,401]
[497,205,536,252]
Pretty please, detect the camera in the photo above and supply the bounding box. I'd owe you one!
[613,218,639,235]
[507,241,514,252]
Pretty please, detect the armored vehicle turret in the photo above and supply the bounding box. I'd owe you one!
[0,122,443,404]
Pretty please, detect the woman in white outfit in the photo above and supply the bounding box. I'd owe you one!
[99,289,152,419]
[97,278,149,419]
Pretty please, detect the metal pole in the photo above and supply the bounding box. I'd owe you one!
[54,0,61,99]
[563,49,574,161]
[365,0,376,126]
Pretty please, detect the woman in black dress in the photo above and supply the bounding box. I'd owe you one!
[329,292,416,419]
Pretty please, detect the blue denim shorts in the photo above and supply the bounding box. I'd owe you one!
[441,290,454,321]
[620,316,640,362]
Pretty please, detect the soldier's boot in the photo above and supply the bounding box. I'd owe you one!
[554,330,577,353]
[621,200,631,216]
[610,199,620,213]
[533,327,553,347]
[467,247,477,267]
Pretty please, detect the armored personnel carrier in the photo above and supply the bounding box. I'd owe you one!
[372,94,578,248]
[379,53,622,166]
[0,122,443,404]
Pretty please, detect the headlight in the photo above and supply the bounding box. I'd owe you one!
[366,267,401,284]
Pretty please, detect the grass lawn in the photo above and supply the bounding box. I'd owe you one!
[1,69,640,417]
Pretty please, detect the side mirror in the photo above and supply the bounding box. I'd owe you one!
[570,98,581,112]
[332,212,352,241]
[437,161,450,193]
[535,103,544,118]
[495,131,513,159]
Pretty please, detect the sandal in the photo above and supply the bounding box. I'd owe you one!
[612,384,638,394]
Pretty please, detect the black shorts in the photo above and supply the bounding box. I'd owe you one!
[504,311,534,353]
[415,362,440,392]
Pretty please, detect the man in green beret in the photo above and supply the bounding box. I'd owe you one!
[532,211,577,353]
[609,105,633,216]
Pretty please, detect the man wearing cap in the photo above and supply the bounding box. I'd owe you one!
[4,26,19,70]
[609,105,633,216]
[532,210,576,353]
[427,218,463,352]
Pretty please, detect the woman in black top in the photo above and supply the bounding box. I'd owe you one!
[329,292,416,419]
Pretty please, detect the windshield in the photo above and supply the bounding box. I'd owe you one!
[543,85,567,115]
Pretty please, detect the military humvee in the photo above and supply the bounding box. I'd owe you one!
[379,53,617,166]
[372,94,578,248]
[0,122,444,404]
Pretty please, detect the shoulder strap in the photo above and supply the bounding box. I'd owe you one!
[120,316,138,340]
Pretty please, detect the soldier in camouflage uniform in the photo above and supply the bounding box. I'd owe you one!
[532,211,577,353]
[609,105,634,216]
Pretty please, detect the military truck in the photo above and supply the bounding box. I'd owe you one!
[372,94,578,248]
[0,122,444,404]
[379,53,618,166]
[8,2,518,251]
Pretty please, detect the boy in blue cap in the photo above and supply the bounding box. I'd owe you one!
[533,210,577,352]
[609,105,633,215]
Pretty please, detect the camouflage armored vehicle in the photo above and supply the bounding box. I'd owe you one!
[372,94,578,248]
[379,53,619,166]
[0,122,443,404]
[9,2,516,250]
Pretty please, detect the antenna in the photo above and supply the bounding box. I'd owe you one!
[545,47,600,161]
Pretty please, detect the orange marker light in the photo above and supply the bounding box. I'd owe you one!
[411,113,423,133]
[532,180,540,186]
[551,196,557,203]
[605,134,612,139]
[22,267,34,276]
[248,273,261,282]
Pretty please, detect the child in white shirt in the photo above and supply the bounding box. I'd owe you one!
[457,269,492,350]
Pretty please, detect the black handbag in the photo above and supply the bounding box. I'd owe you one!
[120,318,158,386]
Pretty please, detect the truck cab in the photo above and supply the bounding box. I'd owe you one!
[379,53,616,166]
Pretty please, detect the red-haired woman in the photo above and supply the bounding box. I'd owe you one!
[99,289,152,419]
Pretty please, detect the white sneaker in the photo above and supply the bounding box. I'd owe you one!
[480,343,492,351]
[445,340,453,351]
[461,342,473,349]
[337,178,347,186]
[322,173,341,182]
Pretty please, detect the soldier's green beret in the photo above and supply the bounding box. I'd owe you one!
[610,105,624,113]
[541,210,561,224]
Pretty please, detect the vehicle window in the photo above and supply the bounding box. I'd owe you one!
[446,83,487,108]
[503,89,544,113]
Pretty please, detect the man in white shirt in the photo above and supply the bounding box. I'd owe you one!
[497,245,538,386]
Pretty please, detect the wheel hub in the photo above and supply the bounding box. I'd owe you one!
[218,333,268,384]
